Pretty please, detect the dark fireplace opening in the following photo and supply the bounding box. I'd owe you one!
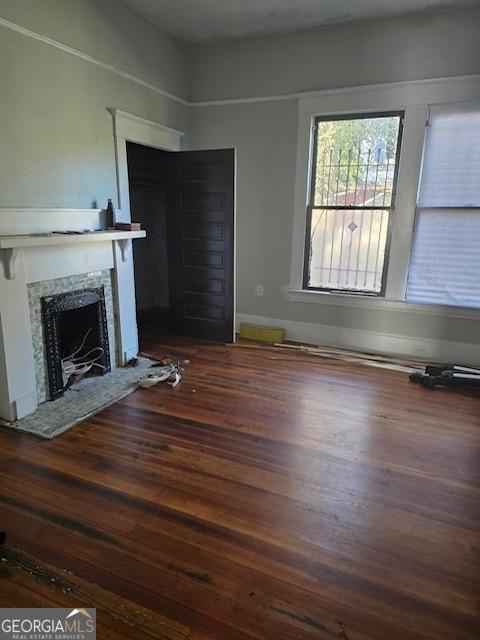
[42,287,111,400]
[58,304,100,361]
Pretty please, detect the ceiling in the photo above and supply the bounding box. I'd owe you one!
[118,0,477,44]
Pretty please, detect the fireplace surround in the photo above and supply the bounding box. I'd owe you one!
[0,211,146,422]
[28,270,118,404]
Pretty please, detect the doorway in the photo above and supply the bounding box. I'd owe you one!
[126,142,235,344]
[127,142,170,328]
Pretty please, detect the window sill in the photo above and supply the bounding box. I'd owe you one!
[286,288,480,320]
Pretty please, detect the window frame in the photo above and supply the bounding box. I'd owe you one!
[288,76,480,317]
[302,110,405,297]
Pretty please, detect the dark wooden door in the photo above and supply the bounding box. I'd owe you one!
[127,142,170,323]
[167,149,235,343]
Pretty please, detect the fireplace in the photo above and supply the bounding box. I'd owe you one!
[42,287,111,400]
[0,217,145,423]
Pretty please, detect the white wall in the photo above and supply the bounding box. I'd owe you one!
[0,0,190,418]
[189,7,480,360]
[2,2,480,360]
[189,8,480,102]
[0,0,189,208]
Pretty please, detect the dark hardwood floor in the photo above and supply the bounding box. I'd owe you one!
[1,328,479,639]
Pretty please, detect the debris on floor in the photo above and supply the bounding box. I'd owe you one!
[138,357,183,389]
[151,355,175,367]
[271,343,426,373]
[336,620,350,640]
[229,339,426,373]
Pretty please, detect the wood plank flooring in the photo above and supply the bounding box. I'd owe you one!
[0,328,479,639]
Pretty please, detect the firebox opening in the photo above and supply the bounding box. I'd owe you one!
[59,304,105,387]
[42,287,111,400]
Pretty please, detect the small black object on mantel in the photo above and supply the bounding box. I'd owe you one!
[106,198,116,229]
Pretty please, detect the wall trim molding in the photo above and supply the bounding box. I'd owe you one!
[1,15,479,108]
[109,108,185,148]
[286,288,480,321]
[190,73,480,107]
[236,312,480,365]
[0,16,189,106]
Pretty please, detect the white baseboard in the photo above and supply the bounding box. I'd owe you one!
[236,312,480,365]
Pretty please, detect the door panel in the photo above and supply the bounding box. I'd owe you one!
[127,142,170,319]
[167,149,234,342]
[181,192,225,212]
[184,276,224,294]
[183,220,225,240]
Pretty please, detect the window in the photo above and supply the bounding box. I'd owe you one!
[304,112,404,295]
[406,102,480,308]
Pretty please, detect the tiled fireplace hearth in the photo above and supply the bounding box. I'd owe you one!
[0,209,145,422]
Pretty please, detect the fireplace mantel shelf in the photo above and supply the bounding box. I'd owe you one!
[0,229,145,250]
[0,230,146,278]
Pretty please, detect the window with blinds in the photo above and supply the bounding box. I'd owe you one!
[406,102,480,308]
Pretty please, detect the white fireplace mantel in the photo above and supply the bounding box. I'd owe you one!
[0,211,147,423]
[0,230,146,279]
[0,229,146,250]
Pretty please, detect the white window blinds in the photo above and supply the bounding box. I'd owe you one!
[418,102,480,208]
[406,102,480,308]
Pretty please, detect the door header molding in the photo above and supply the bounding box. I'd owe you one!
[109,109,185,151]
[108,108,185,213]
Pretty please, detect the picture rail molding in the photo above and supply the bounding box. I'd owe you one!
[1,15,479,108]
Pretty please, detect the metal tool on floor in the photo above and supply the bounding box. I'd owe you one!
[410,364,480,389]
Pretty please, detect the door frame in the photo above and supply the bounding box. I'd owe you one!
[108,108,185,217]
[107,109,185,357]
[108,108,236,342]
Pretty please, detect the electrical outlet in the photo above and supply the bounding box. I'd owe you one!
[254,283,264,297]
